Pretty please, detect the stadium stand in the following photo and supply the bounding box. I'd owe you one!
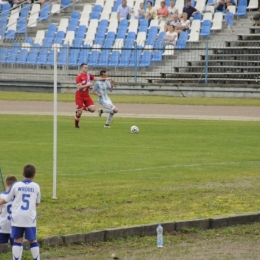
[0,0,259,84]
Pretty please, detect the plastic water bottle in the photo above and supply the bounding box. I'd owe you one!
[156,223,163,247]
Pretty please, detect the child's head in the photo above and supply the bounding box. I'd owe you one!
[23,164,36,179]
[5,175,18,189]
[226,8,230,13]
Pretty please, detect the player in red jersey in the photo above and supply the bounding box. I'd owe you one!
[75,63,110,128]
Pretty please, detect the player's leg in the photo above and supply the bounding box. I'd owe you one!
[85,95,95,113]
[75,96,84,128]
[101,102,117,128]
[11,227,24,260]
[25,227,40,260]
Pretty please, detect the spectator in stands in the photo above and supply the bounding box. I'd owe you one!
[145,1,157,26]
[117,0,133,21]
[157,1,169,23]
[176,12,190,32]
[225,8,234,34]
[225,0,235,8]
[168,0,178,16]
[215,0,225,12]
[164,13,180,31]
[135,2,145,21]
[163,24,178,45]
[183,0,199,20]
[251,9,260,26]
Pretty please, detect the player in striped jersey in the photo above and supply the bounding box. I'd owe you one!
[92,70,118,128]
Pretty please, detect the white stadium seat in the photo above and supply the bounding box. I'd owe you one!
[51,4,61,14]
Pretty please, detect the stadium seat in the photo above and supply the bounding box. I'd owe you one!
[187,31,199,42]
[127,32,136,40]
[123,39,134,49]
[119,50,131,66]
[193,13,202,20]
[235,5,247,16]
[78,46,91,63]
[88,50,100,66]
[72,38,83,47]
[163,45,174,56]
[26,52,38,65]
[0,48,8,63]
[17,19,26,34]
[68,48,80,66]
[58,18,69,33]
[93,5,103,13]
[247,0,258,9]
[151,50,163,61]
[129,50,142,66]
[98,50,110,66]
[70,11,80,20]
[83,4,92,12]
[38,3,50,21]
[61,0,70,9]
[5,30,16,40]
[36,50,48,65]
[16,49,29,64]
[140,51,152,67]
[90,12,100,20]
[51,3,61,15]
[109,50,120,66]
[200,25,211,36]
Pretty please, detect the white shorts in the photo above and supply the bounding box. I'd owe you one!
[101,101,115,111]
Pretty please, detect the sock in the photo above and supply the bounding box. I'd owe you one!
[103,109,113,114]
[12,242,22,260]
[30,242,40,260]
[75,112,81,127]
[19,245,23,260]
[106,113,114,125]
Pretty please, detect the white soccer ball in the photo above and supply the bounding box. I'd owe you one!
[130,125,139,134]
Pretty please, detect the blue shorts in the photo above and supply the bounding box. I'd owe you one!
[0,233,13,245]
[11,227,37,240]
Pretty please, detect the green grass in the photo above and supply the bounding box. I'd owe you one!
[1,91,260,106]
[0,115,260,240]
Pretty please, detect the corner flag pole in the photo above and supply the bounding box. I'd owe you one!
[52,47,58,199]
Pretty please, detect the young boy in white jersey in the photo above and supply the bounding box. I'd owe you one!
[0,164,41,260]
[93,70,118,128]
[0,175,18,245]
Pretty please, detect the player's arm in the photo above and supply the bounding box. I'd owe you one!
[92,82,102,97]
[108,80,115,92]
[0,198,7,205]
[77,82,94,90]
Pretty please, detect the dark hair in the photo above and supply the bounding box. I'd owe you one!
[147,1,153,5]
[80,63,87,68]
[23,164,36,178]
[5,175,18,187]
[100,70,106,76]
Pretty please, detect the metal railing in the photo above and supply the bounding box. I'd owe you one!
[0,40,260,84]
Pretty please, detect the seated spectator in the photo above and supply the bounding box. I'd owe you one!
[225,0,234,7]
[183,0,199,20]
[164,13,180,31]
[176,12,190,33]
[135,2,145,21]
[168,0,178,16]
[117,0,133,21]
[215,0,225,12]
[163,24,178,45]
[145,1,157,26]
[250,9,260,26]
[157,1,169,23]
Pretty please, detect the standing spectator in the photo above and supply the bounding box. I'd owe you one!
[168,0,178,16]
[157,1,169,23]
[135,2,145,21]
[93,70,118,129]
[145,1,157,26]
[0,164,40,260]
[163,24,178,45]
[225,8,234,33]
[117,0,133,21]
[183,0,199,20]
[176,12,190,32]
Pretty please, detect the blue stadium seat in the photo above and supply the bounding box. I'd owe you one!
[202,20,211,27]
[46,50,55,65]
[112,4,120,12]
[138,26,148,33]
[109,50,120,66]
[20,8,30,17]
[106,32,116,40]
[127,32,136,39]
[31,43,40,53]
[56,31,65,39]
[75,30,85,39]
[193,13,202,20]
[24,37,33,44]
[26,53,38,65]
[77,25,86,32]
[96,28,107,39]
[90,12,100,20]
[36,50,48,65]
[145,39,155,46]
[61,0,70,9]
[6,46,20,63]
[88,50,100,66]
[129,50,142,66]
[0,48,8,63]
[2,3,11,11]
[17,20,26,34]
[43,37,54,45]
[98,50,110,66]
[103,39,114,48]
[73,38,83,46]
[151,50,163,61]
[70,11,80,20]
[94,38,104,45]
[69,48,80,66]
[78,47,90,63]
[99,20,109,27]
[38,3,50,21]
[116,30,126,39]
[5,30,16,40]
[122,39,134,49]
[207,0,214,4]
[119,50,131,66]
[69,19,78,26]
[67,24,77,31]
[93,5,102,12]
[235,5,246,16]
[140,20,149,26]
[238,0,247,6]
[16,49,29,64]
[119,19,128,27]
[200,25,211,36]
[48,24,57,32]
[45,30,55,38]
[58,49,68,65]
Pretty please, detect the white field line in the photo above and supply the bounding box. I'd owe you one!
[0,111,259,121]
[59,161,260,176]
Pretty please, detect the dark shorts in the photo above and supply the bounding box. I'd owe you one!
[0,233,13,245]
[11,227,37,240]
[253,14,260,21]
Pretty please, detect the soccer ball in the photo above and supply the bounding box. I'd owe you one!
[130,126,139,134]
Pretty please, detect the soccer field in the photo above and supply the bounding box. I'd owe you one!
[1,114,260,239]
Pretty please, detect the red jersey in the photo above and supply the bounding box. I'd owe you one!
[75,72,95,96]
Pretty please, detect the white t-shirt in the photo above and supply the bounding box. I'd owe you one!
[181,19,190,27]
[5,180,41,228]
[0,193,12,234]
[135,8,145,18]
[93,80,113,105]
[165,31,178,41]
[170,19,180,27]
[168,6,178,15]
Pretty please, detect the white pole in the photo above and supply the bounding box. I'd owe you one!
[52,47,58,199]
